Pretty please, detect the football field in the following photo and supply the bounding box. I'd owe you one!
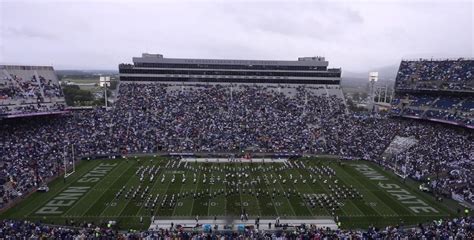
[1,157,460,230]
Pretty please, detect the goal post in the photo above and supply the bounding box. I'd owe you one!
[63,144,76,178]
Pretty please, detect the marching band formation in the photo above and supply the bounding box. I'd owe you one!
[112,159,363,217]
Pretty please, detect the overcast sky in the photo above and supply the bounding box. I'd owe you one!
[0,0,472,72]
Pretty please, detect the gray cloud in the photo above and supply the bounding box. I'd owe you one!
[223,2,364,41]
[4,26,59,40]
[0,0,472,72]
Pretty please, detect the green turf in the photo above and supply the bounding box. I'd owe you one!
[0,157,461,230]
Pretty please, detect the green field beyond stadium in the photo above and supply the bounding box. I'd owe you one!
[1,157,460,230]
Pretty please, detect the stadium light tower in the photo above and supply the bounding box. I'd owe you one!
[367,72,378,111]
[100,76,111,108]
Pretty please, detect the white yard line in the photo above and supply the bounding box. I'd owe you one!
[274,175,298,217]
[135,162,167,217]
[64,161,124,216]
[82,162,135,217]
[261,173,281,217]
[188,165,201,216]
[172,171,191,216]
[283,169,318,217]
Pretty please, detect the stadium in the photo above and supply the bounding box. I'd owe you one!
[0,0,473,238]
[0,53,472,239]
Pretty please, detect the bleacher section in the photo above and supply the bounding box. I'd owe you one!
[391,59,474,128]
[395,59,473,91]
[460,98,474,111]
[0,65,66,118]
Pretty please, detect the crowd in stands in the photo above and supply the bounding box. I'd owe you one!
[113,84,346,153]
[384,121,473,201]
[0,83,472,237]
[392,59,473,127]
[1,83,472,208]
[0,70,65,116]
[0,73,63,100]
[0,219,116,239]
[396,59,473,91]
[0,103,67,117]
[0,216,472,239]
[391,94,473,127]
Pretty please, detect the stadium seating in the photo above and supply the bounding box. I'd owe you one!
[0,65,65,117]
[403,108,425,117]
[396,59,473,91]
[459,98,474,111]
[392,59,473,127]
[388,59,473,209]
[0,75,472,239]
[410,95,436,107]
[432,97,462,109]
[0,217,471,239]
[1,83,472,211]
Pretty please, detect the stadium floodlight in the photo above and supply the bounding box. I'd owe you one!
[369,72,379,82]
[63,144,76,178]
[367,72,379,111]
[100,76,111,108]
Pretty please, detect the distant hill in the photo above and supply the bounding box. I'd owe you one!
[56,70,118,76]
[54,66,399,87]
[341,64,399,87]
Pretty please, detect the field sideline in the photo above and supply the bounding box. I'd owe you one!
[1,157,460,230]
